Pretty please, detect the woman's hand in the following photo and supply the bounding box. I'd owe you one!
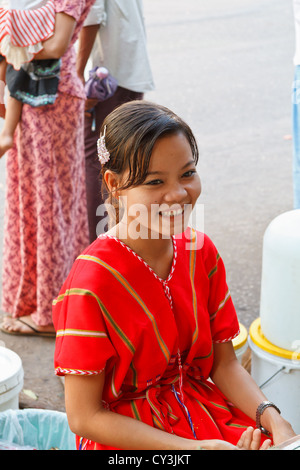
[270,419,296,446]
[260,406,296,446]
[235,427,272,450]
[195,427,272,450]
[85,97,98,112]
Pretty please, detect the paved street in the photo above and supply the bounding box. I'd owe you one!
[0,0,295,411]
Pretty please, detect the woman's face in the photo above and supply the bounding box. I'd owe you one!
[110,132,201,239]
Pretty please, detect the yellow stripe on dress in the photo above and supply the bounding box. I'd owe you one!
[53,288,135,355]
[77,254,171,364]
[56,329,107,338]
[207,253,221,278]
[210,289,231,321]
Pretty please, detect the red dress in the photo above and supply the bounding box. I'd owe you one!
[53,228,261,450]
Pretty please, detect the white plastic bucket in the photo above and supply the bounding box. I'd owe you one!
[0,347,24,412]
[259,209,300,351]
[233,323,248,363]
[249,319,300,434]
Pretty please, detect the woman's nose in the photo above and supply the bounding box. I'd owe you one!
[163,183,188,203]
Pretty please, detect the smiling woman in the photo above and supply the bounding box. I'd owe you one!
[100,101,199,225]
[101,103,200,244]
[53,100,295,450]
[106,131,201,241]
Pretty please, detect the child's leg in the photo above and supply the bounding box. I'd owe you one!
[0,58,6,119]
[0,95,22,157]
[0,80,5,119]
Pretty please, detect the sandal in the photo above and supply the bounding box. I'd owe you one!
[0,316,56,337]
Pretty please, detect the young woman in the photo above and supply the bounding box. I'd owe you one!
[53,101,295,450]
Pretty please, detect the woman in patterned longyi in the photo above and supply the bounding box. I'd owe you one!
[53,101,295,450]
[0,0,93,336]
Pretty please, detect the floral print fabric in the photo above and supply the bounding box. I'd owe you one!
[1,0,94,325]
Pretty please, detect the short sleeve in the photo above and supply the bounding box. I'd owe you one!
[54,0,86,22]
[84,0,106,26]
[53,261,117,376]
[203,236,240,343]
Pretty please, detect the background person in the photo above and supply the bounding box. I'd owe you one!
[0,0,61,157]
[76,0,154,242]
[0,0,94,337]
[293,0,300,209]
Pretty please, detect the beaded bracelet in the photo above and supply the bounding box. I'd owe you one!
[256,401,281,435]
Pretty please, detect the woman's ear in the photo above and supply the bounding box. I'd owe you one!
[104,170,120,197]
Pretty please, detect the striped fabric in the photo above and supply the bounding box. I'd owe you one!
[53,229,266,450]
[0,0,55,48]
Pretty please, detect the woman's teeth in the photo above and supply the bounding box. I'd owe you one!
[159,208,184,217]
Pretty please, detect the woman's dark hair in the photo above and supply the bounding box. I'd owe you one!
[100,100,199,224]
[102,100,198,188]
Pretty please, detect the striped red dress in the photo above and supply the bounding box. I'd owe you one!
[53,228,261,450]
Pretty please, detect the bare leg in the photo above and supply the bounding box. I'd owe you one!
[0,60,6,119]
[0,95,22,157]
[0,80,5,118]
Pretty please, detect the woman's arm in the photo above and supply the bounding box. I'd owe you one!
[65,372,204,450]
[34,12,76,60]
[210,341,296,445]
[65,370,267,450]
[0,58,6,82]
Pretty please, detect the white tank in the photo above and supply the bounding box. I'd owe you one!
[259,209,300,351]
[0,347,24,411]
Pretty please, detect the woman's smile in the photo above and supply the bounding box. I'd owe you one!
[158,206,185,218]
[116,132,201,238]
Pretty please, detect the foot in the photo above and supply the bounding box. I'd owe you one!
[0,131,14,157]
[0,315,55,337]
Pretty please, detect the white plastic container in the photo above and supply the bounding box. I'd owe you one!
[0,347,24,411]
[233,323,248,363]
[249,318,300,434]
[259,209,300,351]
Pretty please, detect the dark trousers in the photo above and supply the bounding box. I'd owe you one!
[84,86,143,242]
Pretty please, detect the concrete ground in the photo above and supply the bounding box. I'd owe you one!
[0,0,295,412]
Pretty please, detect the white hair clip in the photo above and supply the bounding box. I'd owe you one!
[97,125,110,165]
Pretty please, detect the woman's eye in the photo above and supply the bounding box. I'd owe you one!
[182,170,196,178]
[145,179,163,186]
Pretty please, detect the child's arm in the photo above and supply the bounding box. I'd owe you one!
[33,12,76,60]
[64,370,269,450]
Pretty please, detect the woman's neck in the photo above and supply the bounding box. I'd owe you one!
[106,223,174,280]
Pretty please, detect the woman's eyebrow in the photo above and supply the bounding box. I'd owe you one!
[146,160,195,176]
